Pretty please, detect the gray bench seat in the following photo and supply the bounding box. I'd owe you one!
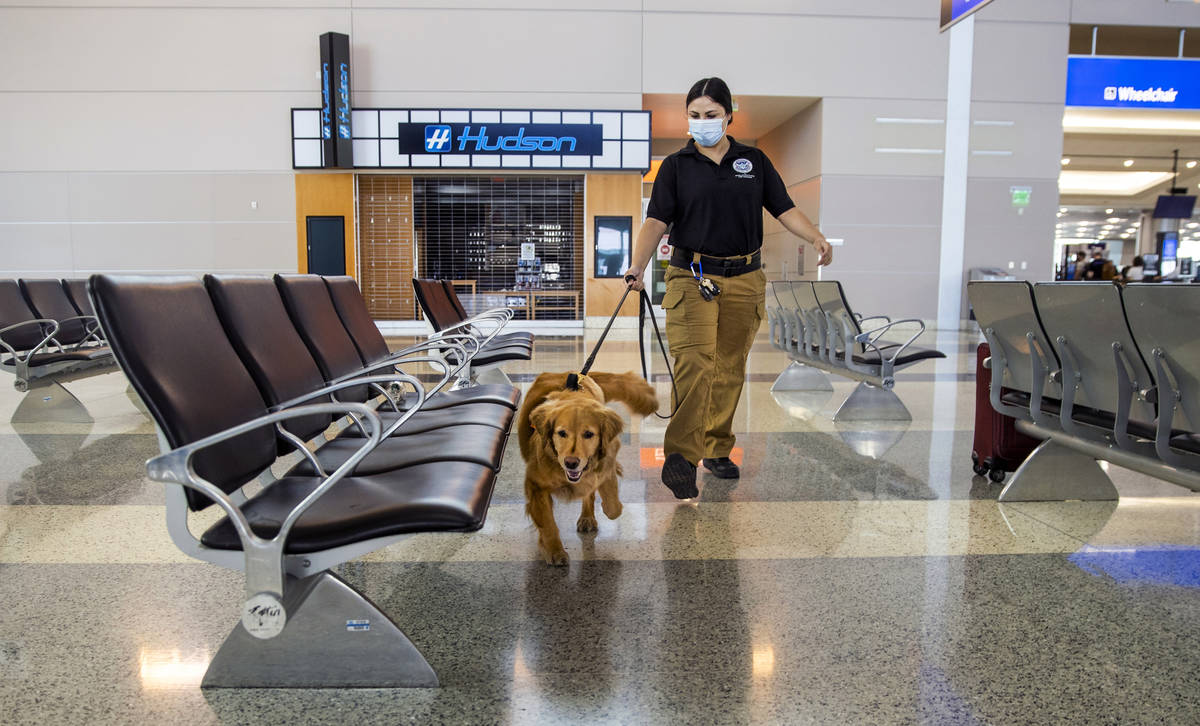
[768,278,945,422]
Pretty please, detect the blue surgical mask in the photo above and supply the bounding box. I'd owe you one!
[688,117,725,147]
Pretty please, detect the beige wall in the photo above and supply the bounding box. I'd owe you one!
[3,0,1198,294]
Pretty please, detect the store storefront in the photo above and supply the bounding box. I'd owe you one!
[291,105,651,327]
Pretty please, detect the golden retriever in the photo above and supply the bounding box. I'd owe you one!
[518,371,658,565]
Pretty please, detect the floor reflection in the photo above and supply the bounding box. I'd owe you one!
[3,432,161,505]
[656,501,752,720]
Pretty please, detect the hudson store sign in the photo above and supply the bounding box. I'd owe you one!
[1066,56,1200,110]
[292,108,651,172]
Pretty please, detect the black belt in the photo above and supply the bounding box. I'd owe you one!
[669,248,761,277]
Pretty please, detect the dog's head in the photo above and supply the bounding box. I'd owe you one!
[530,394,624,483]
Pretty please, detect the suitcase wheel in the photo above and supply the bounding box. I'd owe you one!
[988,468,1006,484]
[972,462,989,476]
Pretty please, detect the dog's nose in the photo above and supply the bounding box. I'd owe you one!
[564,457,581,470]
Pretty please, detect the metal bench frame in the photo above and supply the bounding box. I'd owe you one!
[969,280,1200,502]
[768,279,942,422]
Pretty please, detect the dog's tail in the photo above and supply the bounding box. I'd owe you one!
[587,371,659,417]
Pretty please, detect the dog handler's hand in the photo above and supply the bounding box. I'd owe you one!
[623,267,644,291]
[810,237,834,267]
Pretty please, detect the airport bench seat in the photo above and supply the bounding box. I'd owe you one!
[91,273,509,688]
[967,279,1200,502]
[0,278,117,423]
[205,274,514,477]
[768,278,945,422]
[412,277,532,386]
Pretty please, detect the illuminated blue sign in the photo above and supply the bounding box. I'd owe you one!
[336,61,351,140]
[320,62,332,140]
[1067,56,1200,109]
[399,123,603,156]
[940,0,995,31]
[424,125,452,152]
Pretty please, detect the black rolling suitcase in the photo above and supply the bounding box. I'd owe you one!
[971,342,1039,483]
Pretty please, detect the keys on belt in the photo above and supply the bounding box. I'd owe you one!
[691,262,721,302]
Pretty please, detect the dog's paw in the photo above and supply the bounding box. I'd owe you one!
[576,515,599,534]
[541,546,570,566]
[601,500,623,520]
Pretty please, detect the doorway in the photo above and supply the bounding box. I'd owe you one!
[305,215,346,276]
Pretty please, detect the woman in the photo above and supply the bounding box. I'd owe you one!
[624,77,833,499]
[1123,255,1145,283]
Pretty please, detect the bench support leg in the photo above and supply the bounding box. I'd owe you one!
[476,366,513,387]
[833,382,912,423]
[202,570,439,688]
[125,383,149,414]
[771,361,834,392]
[11,381,94,424]
[998,439,1118,502]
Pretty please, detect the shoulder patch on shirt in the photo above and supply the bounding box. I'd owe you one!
[733,158,753,174]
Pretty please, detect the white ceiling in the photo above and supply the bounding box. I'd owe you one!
[1060,107,1200,207]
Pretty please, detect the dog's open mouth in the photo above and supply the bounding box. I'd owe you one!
[564,464,588,483]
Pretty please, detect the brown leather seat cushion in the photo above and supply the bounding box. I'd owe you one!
[340,401,515,437]
[201,460,496,553]
[294,423,507,476]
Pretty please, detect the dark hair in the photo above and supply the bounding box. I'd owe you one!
[686,77,733,124]
[1133,255,1145,266]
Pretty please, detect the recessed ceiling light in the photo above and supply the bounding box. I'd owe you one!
[1124,159,1135,167]
[1061,158,1071,166]
[1107,217,1122,223]
[1105,209,1114,214]
[1188,222,1199,229]
[1121,233,1131,239]
[1189,161,1198,169]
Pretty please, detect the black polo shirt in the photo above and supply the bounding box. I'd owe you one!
[646,136,795,257]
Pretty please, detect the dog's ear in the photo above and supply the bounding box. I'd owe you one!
[530,400,558,442]
[596,406,624,459]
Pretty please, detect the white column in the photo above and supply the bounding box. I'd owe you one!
[936,15,975,330]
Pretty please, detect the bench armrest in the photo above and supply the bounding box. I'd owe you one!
[0,318,61,363]
[54,314,106,348]
[854,318,929,382]
[271,372,427,439]
[147,401,383,633]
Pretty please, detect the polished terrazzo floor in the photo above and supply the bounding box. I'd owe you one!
[2,327,1200,725]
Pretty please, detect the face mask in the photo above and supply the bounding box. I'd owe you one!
[688,117,725,147]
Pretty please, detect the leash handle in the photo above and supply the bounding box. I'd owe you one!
[579,284,632,377]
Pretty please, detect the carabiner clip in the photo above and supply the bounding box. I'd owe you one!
[689,261,704,280]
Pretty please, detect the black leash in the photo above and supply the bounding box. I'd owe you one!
[571,279,678,419]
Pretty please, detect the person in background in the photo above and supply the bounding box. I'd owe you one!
[1120,255,1145,283]
[1084,250,1116,281]
[1070,251,1087,280]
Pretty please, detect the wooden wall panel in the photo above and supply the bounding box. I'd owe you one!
[584,173,643,317]
[294,172,355,276]
[357,175,417,320]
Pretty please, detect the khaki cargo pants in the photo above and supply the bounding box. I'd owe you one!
[661,262,766,465]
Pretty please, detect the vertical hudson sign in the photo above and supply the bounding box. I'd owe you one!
[319,32,353,168]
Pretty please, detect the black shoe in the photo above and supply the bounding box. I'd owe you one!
[661,453,699,499]
[702,457,740,479]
